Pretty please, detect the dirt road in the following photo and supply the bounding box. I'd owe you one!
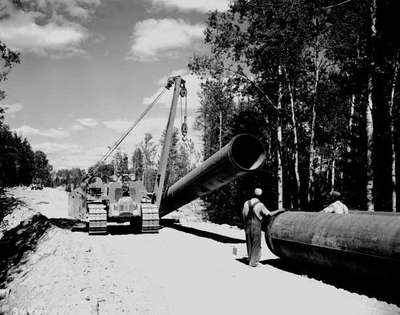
[0,188,399,315]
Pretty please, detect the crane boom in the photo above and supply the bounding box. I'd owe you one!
[98,78,175,164]
[154,76,184,205]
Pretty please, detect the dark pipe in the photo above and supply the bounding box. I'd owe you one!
[264,211,400,280]
[160,134,266,217]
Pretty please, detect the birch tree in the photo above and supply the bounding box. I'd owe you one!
[389,52,399,211]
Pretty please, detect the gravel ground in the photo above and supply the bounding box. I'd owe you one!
[0,187,399,315]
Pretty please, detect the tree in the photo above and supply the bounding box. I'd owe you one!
[0,41,35,191]
[121,153,129,174]
[88,162,114,181]
[0,41,20,120]
[0,127,36,187]
[113,151,128,175]
[194,80,236,159]
[368,0,396,212]
[131,147,144,180]
[389,52,399,211]
[53,168,86,188]
[33,151,53,186]
[140,133,158,169]
[159,127,195,187]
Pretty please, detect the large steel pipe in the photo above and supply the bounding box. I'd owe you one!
[160,134,266,217]
[264,211,400,280]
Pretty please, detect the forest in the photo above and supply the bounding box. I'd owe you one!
[0,42,53,192]
[188,0,400,225]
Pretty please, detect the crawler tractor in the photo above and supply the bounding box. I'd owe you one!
[68,174,157,234]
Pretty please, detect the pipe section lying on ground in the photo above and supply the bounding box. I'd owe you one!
[264,211,400,279]
[160,134,266,217]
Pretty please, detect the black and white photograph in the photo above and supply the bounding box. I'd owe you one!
[0,0,400,314]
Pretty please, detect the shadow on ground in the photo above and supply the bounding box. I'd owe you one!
[51,218,153,235]
[51,218,142,235]
[162,220,245,244]
[49,218,85,231]
[107,224,142,235]
[0,213,51,287]
[0,211,92,288]
[259,258,400,307]
[236,257,249,265]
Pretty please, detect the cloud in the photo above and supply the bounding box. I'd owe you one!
[13,118,98,139]
[103,120,132,132]
[0,103,24,114]
[127,18,204,61]
[76,118,98,127]
[32,142,104,169]
[146,0,229,12]
[21,0,101,19]
[70,124,85,131]
[32,142,82,155]
[53,147,104,169]
[14,125,70,138]
[0,11,87,54]
[103,117,165,134]
[60,0,101,19]
[0,0,101,55]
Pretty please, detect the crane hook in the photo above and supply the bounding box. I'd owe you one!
[180,81,188,141]
[181,121,188,141]
[180,86,187,98]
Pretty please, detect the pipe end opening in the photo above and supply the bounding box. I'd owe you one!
[231,134,266,171]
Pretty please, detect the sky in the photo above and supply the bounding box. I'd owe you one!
[0,0,229,170]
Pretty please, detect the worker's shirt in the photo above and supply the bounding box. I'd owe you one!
[242,198,270,222]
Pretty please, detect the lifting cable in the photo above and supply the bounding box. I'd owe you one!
[180,83,188,141]
[99,81,172,164]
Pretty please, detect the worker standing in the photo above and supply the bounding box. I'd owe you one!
[242,188,271,267]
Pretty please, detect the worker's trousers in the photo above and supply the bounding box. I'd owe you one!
[245,210,262,267]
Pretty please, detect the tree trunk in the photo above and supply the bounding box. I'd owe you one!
[347,94,355,154]
[389,51,399,211]
[307,66,320,206]
[366,75,374,211]
[370,0,392,211]
[331,151,336,193]
[277,65,283,209]
[366,0,376,212]
[287,77,300,209]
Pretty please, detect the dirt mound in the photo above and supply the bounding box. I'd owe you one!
[163,199,208,223]
[0,194,26,230]
[0,213,52,286]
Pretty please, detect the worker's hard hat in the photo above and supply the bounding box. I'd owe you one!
[254,188,263,196]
